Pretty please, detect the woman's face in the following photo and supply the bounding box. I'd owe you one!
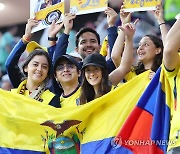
[85,65,102,88]
[24,55,49,85]
[137,36,160,64]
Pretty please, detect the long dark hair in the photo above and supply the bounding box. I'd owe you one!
[134,35,163,75]
[22,49,52,80]
[79,67,111,105]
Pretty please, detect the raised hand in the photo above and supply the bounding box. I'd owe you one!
[150,3,164,24]
[118,19,139,38]
[120,5,131,26]
[63,13,76,34]
[24,18,38,40]
[150,2,167,45]
[104,7,118,27]
[48,20,63,37]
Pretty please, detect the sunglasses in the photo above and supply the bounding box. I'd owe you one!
[56,63,75,71]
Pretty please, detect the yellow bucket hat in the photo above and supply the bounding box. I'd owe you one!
[26,41,48,53]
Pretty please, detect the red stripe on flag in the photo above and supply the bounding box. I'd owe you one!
[117,107,163,154]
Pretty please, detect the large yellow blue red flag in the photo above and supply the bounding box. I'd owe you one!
[0,71,151,154]
[115,68,173,154]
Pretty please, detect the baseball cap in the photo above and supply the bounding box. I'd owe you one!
[26,41,48,53]
[82,53,107,69]
[53,54,80,71]
[68,51,82,61]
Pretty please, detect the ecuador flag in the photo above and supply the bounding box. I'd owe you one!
[0,71,151,154]
[115,68,173,153]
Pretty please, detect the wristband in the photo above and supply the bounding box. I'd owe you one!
[159,23,165,26]
[48,36,58,41]
[22,35,30,43]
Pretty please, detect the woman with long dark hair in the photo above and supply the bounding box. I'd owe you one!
[6,19,60,107]
[111,4,167,82]
[79,22,136,104]
[80,54,111,104]
[128,34,163,80]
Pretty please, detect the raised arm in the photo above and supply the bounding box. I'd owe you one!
[151,3,168,45]
[105,7,118,58]
[5,19,38,88]
[50,14,76,96]
[52,13,76,65]
[163,18,180,70]
[48,20,63,59]
[109,21,136,85]
[111,5,131,67]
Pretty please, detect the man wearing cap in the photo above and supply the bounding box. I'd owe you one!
[51,8,118,74]
[53,54,81,107]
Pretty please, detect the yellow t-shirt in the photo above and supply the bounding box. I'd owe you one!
[124,68,138,82]
[60,87,81,108]
[162,61,180,151]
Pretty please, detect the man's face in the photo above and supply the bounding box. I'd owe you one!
[76,32,101,59]
[55,60,79,85]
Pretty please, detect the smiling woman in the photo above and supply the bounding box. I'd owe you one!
[80,53,111,104]
[5,19,61,108]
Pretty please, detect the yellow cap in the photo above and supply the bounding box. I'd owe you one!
[100,30,121,57]
[26,41,48,53]
[100,36,108,57]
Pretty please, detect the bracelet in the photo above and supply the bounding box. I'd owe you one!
[48,36,58,41]
[22,35,30,43]
[159,23,165,26]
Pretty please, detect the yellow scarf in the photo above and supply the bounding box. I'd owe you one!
[16,80,46,102]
